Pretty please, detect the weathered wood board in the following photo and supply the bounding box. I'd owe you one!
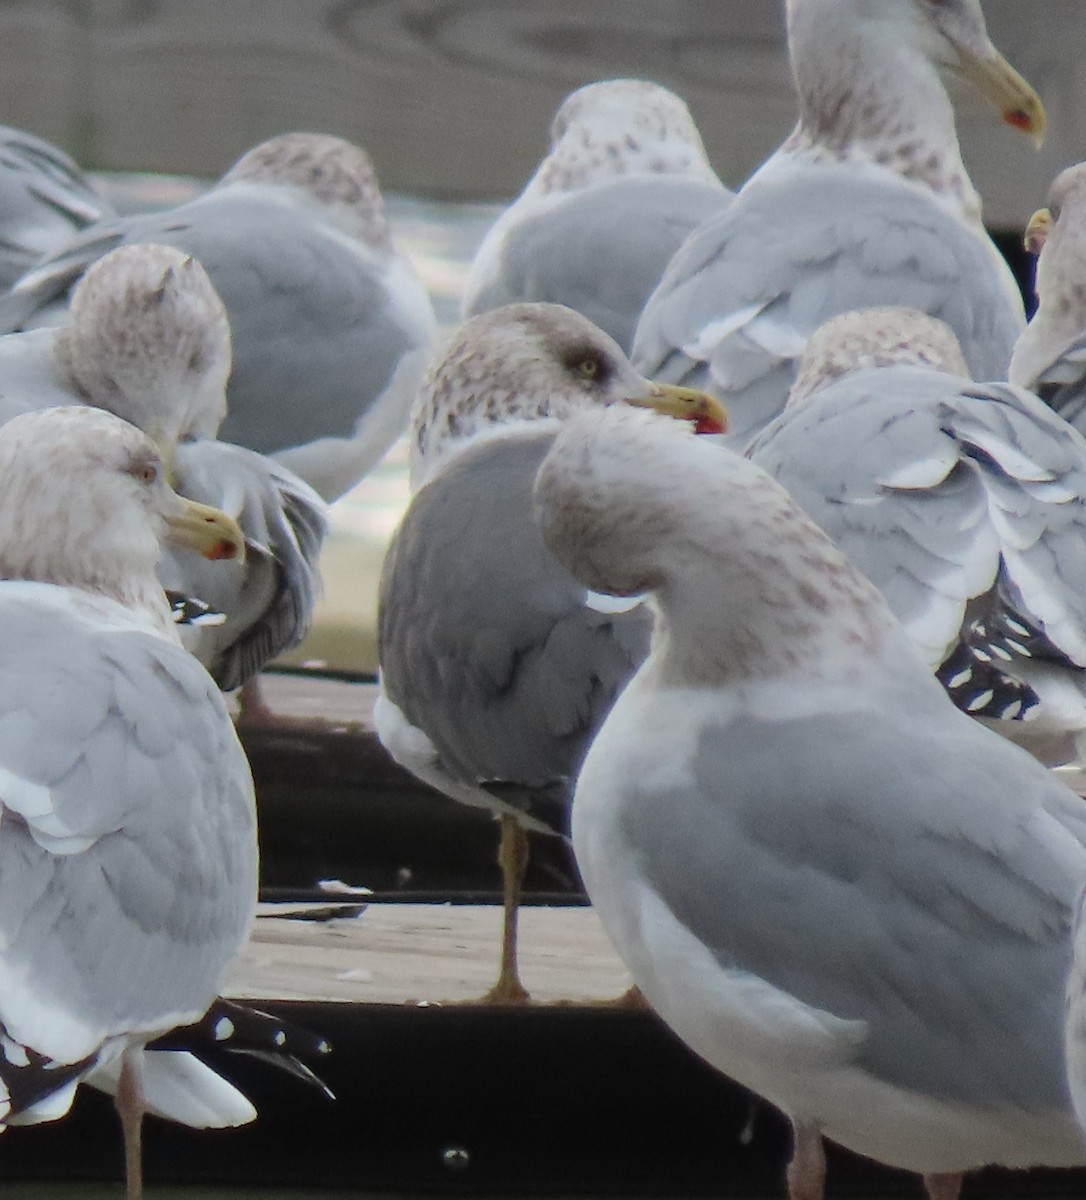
[0,1,1079,225]
[227,902,633,1005]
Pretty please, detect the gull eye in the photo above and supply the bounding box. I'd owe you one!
[568,351,610,383]
[128,458,159,485]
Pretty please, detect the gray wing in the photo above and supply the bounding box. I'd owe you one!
[626,706,1086,1111]
[464,177,732,354]
[632,163,1024,445]
[749,368,1086,712]
[160,440,328,691]
[0,589,256,1072]
[0,187,437,476]
[378,431,651,834]
[0,127,110,291]
[0,327,73,424]
[1010,326,1086,438]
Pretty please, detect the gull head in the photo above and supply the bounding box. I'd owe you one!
[54,243,232,458]
[1020,162,1086,338]
[220,132,392,250]
[788,0,1044,148]
[535,79,720,194]
[0,407,244,617]
[410,302,726,485]
[789,307,971,407]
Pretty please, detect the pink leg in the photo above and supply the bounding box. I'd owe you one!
[924,1172,963,1200]
[114,1050,146,1200]
[787,1122,826,1200]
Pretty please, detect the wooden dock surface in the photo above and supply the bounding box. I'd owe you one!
[0,2,1079,227]
[228,902,632,1005]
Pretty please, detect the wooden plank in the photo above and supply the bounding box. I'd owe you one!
[226,902,632,1004]
[0,1,1075,226]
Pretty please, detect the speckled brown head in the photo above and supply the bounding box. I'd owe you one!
[410,302,726,487]
[789,307,971,407]
[220,132,391,250]
[54,243,232,451]
[535,79,720,195]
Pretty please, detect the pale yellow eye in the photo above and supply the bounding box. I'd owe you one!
[137,462,158,485]
[576,357,600,380]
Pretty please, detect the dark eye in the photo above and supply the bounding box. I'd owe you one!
[128,459,159,485]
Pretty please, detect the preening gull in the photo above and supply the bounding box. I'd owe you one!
[533,403,1086,1200]
[748,307,1086,769]
[632,0,1044,446]
[0,132,439,502]
[461,79,733,354]
[0,125,111,290]
[0,406,254,1197]
[0,242,327,691]
[376,303,726,1001]
[1010,161,1086,430]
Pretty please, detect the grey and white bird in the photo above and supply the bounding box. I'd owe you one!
[534,403,1086,1200]
[376,303,726,1001]
[0,132,439,502]
[1010,161,1086,430]
[632,0,1044,447]
[0,405,254,1198]
[0,242,327,691]
[748,306,1086,770]
[0,125,111,290]
[462,79,733,354]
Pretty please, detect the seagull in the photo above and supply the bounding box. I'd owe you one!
[1010,161,1086,430]
[376,303,726,1001]
[0,241,327,691]
[748,306,1086,770]
[462,79,733,354]
[534,402,1086,1200]
[0,124,111,290]
[0,132,439,502]
[632,0,1044,446]
[0,405,253,1199]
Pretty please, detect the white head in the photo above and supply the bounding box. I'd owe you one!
[1026,164,1086,314]
[54,243,232,452]
[785,0,1043,191]
[534,405,890,684]
[530,79,720,195]
[0,407,244,627]
[220,132,391,250]
[789,307,971,406]
[1009,162,1086,389]
[410,303,727,485]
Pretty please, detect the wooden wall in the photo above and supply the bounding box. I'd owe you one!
[0,0,1082,227]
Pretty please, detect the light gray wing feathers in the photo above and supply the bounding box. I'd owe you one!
[378,432,651,832]
[0,590,256,1062]
[632,166,1024,444]
[627,708,1086,1112]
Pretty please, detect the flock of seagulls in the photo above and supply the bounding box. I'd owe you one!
[9,0,1086,1197]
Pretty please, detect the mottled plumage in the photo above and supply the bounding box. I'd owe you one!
[632,0,1042,446]
[0,407,254,1197]
[534,405,1086,1200]
[463,80,732,353]
[750,308,1086,765]
[0,133,438,502]
[0,242,327,689]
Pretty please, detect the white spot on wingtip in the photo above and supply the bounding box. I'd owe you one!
[213,1017,235,1041]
